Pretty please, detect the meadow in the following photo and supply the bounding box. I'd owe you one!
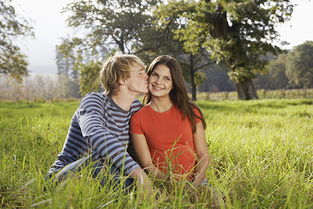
[0,99,312,208]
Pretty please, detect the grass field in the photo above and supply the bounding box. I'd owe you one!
[0,99,312,209]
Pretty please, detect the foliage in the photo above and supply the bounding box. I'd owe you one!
[56,38,82,78]
[0,0,33,81]
[64,0,160,54]
[57,0,168,98]
[136,23,185,64]
[55,37,107,98]
[61,0,217,101]
[286,41,313,88]
[155,0,296,99]
[180,54,215,101]
[255,53,290,90]
[199,65,235,92]
[194,71,206,87]
[0,100,312,208]
[154,3,216,101]
[79,62,102,96]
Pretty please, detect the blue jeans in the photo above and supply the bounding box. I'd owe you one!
[47,155,134,189]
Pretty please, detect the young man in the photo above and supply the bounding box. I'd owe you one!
[47,54,153,192]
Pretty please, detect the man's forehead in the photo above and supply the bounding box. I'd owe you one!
[130,64,145,72]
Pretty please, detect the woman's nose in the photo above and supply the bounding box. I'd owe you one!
[155,77,162,84]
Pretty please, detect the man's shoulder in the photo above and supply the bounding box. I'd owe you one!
[80,92,109,104]
[78,92,108,110]
[130,99,142,113]
[82,92,105,100]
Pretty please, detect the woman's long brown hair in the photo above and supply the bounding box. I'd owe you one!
[144,55,206,132]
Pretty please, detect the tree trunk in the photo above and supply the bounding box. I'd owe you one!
[235,79,259,100]
[189,55,197,101]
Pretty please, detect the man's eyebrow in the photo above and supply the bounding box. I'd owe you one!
[131,68,144,72]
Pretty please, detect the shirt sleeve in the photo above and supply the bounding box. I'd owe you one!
[129,112,144,135]
[77,93,140,175]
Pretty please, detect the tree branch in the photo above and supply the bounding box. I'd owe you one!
[194,61,214,71]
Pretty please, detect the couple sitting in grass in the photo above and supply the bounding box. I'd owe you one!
[46,54,210,195]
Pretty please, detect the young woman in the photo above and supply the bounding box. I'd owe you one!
[130,55,210,186]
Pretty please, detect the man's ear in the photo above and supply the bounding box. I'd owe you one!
[119,78,127,86]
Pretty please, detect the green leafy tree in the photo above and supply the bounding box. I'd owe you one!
[56,38,83,98]
[256,53,289,90]
[155,0,295,100]
[65,0,160,54]
[63,0,213,100]
[286,41,313,88]
[79,62,102,96]
[60,0,171,97]
[145,11,214,101]
[199,65,235,92]
[0,0,33,81]
[56,38,85,77]
[135,25,210,101]
[139,31,213,101]
[179,53,214,100]
[56,37,109,97]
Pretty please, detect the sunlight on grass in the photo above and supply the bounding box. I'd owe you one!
[0,99,312,208]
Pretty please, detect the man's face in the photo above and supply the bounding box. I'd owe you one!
[125,64,148,95]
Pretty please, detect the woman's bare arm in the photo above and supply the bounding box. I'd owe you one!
[131,134,166,180]
[193,122,210,186]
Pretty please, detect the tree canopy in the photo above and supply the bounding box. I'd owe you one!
[254,53,289,90]
[63,0,216,100]
[59,0,301,100]
[65,0,160,54]
[155,0,295,99]
[286,41,313,88]
[0,0,33,81]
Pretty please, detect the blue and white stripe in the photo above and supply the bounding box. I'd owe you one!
[48,92,141,175]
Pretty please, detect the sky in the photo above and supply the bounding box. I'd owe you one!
[12,0,73,75]
[11,0,313,75]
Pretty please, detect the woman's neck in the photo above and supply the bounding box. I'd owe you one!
[150,96,173,112]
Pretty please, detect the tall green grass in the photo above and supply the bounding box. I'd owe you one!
[0,99,312,208]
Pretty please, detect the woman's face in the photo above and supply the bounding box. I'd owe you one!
[148,64,173,98]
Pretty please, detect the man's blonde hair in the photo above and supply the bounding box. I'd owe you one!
[100,54,145,95]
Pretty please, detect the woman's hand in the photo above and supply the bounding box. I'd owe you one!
[130,167,156,199]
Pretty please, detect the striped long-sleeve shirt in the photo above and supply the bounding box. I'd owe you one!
[48,92,142,176]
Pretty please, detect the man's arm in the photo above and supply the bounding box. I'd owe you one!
[77,93,139,175]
